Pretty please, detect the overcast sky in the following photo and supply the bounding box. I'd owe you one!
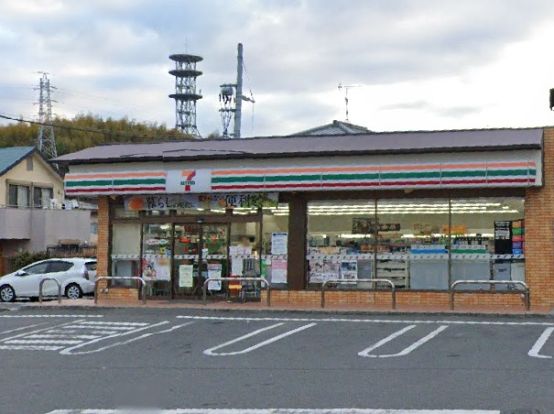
[2,0,554,137]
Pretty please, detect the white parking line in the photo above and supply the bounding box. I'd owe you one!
[45,408,501,413]
[203,323,317,356]
[359,325,449,358]
[528,326,554,359]
[177,314,554,327]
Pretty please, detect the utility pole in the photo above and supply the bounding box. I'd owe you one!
[233,43,244,139]
[35,72,57,159]
[219,43,254,139]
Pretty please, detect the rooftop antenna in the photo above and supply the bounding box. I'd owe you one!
[337,83,360,122]
[169,51,203,138]
[219,43,255,138]
[34,72,57,159]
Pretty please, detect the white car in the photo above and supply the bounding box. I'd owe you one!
[0,258,97,302]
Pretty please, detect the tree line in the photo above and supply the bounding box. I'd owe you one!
[0,114,193,156]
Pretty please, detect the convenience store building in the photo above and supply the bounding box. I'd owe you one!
[55,127,554,309]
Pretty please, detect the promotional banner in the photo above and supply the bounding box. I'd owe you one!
[125,192,278,211]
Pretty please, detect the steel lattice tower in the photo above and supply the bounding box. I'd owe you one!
[169,53,203,138]
[35,72,57,159]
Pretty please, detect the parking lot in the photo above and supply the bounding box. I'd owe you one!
[1,308,554,413]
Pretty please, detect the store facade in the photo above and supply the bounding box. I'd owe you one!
[56,127,554,309]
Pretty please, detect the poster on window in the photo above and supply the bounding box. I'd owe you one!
[340,260,358,280]
[271,232,288,255]
[207,263,222,291]
[271,259,287,284]
[142,255,170,281]
[309,259,339,283]
[178,264,194,288]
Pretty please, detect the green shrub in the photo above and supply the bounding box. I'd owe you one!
[12,251,50,271]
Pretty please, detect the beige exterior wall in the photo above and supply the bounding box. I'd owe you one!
[0,152,63,206]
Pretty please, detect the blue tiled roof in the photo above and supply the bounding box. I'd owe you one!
[0,146,35,175]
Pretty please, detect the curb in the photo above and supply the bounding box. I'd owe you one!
[9,301,554,319]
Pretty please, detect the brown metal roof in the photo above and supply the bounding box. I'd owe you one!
[54,127,544,165]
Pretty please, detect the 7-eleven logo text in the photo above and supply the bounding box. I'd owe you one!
[180,170,196,192]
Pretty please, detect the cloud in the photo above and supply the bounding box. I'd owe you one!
[1,0,554,136]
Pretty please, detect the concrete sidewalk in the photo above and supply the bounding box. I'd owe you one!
[4,297,553,317]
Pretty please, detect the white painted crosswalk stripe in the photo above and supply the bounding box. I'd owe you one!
[0,345,64,351]
[5,339,83,345]
[75,321,148,326]
[62,325,136,330]
[25,334,101,340]
[0,314,103,318]
[44,408,501,413]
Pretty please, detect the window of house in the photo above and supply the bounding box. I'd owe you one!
[8,184,30,208]
[33,187,53,208]
[26,157,33,171]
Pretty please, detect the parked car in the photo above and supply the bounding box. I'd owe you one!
[0,258,97,302]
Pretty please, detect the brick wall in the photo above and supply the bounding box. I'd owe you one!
[96,196,110,279]
[263,289,528,310]
[526,127,554,307]
[96,286,140,304]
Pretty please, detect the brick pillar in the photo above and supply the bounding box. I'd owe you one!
[287,194,307,290]
[96,196,110,278]
[525,127,554,307]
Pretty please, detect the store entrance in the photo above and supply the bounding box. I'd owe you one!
[173,223,228,298]
[141,214,262,300]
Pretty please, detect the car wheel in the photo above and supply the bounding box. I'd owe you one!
[65,283,82,300]
[0,285,16,302]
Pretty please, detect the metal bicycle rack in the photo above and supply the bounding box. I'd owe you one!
[449,280,530,311]
[94,276,147,305]
[202,277,272,307]
[321,279,397,309]
[38,277,62,304]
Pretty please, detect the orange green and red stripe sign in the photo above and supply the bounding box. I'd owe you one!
[210,161,538,191]
[65,161,538,196]
[65,171,167,195]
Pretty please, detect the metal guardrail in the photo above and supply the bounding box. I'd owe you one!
[94,277,147,305]
[38,277,62,304]
[321,279,396,309]
[202,277,272,306]
[449,280,530,311]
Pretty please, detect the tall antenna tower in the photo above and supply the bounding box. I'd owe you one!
[35,72,57,159]
[219,43,254,138]
[169,53,203,137]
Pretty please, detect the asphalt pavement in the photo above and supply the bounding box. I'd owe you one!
[0,306,553,414]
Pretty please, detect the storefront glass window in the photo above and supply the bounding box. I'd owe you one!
[450,197,525,289]
[142,223,172,297]
[306,196,525,291]
[262,204,289,286]
[307,200,376,286]
[378,199,449,290]
[111,222,141,286]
